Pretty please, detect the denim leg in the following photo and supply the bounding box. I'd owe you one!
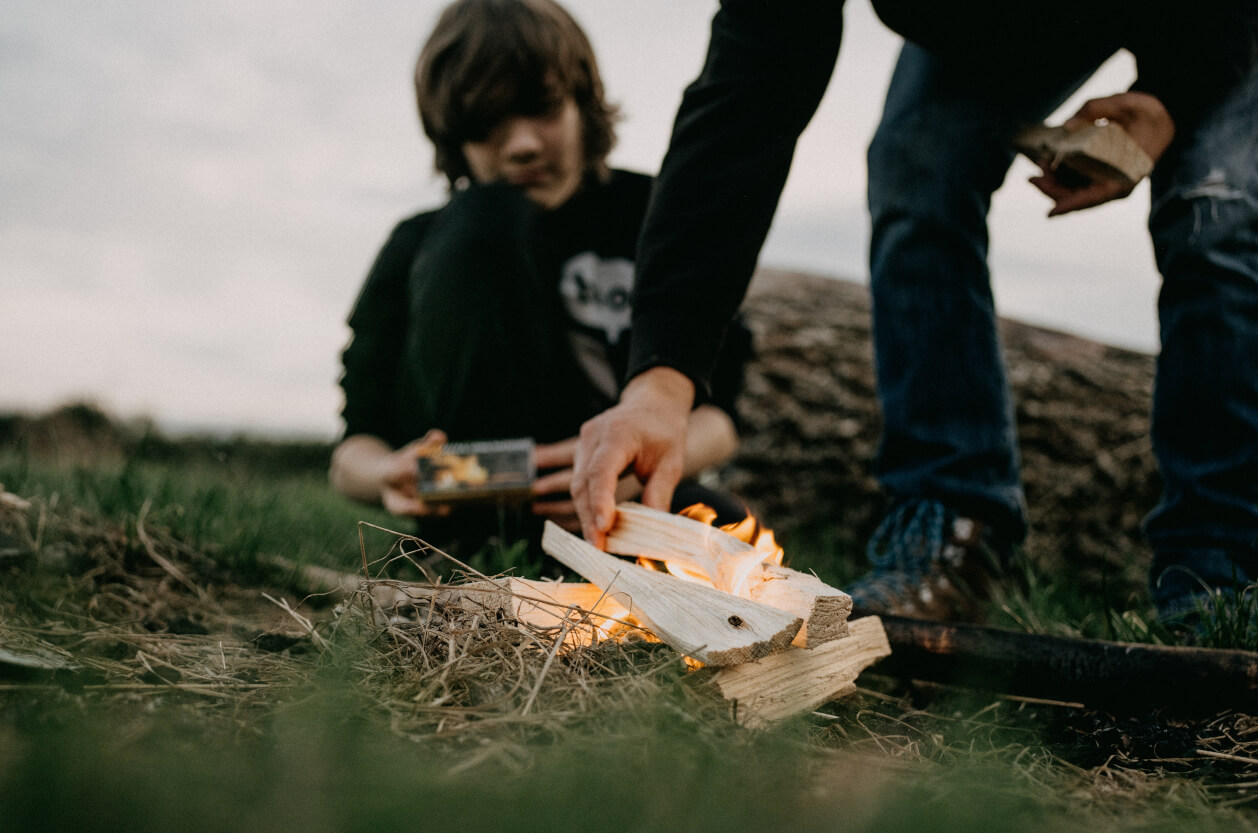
[866,44,1097,540]
[1145,64,1258,611]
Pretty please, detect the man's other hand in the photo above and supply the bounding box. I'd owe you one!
[1030,92,1174,216]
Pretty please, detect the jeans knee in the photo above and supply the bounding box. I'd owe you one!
[1150,71,1258,278]
[867,122,915,218]
[868,122,1012,241]
[1152,175,1258,277]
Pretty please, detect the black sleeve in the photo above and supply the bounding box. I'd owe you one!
[627,0,844,395]
[702,312,754,431]
[338,215,428,443]
[871,0,1257,137]
[1128,0,1258,133]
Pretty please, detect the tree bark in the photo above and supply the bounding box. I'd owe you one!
[726,268,1158,601]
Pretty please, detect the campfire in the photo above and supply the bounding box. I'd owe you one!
[367,502,890,728]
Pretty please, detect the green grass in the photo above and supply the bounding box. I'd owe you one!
[3,420,1258,831]
[1193,583,1258,652]
[3,671,1252,833]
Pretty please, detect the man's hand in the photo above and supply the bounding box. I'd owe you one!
[1030,92,1175,216]
[572,367,695,548]
[530,437,643,533]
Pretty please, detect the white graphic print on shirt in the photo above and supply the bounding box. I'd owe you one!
[559,251,633,345]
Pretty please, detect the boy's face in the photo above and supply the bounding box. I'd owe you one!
[461,95,585,209]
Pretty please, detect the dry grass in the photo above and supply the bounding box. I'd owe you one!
[4,484,1258,830]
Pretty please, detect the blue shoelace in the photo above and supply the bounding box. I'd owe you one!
[850,498,951,607]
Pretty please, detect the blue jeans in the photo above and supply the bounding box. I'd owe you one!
[866,44,1258,606]
[1144,60,1258,609]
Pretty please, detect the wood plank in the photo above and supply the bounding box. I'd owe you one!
[497,579,637,636]
[604,501,754,589]
[266,555,640,640]
[1013,121,1153,187]
[708,616,891,728]
[606,502,852,647]
[367,577,637,640]
[749,564,852,647]
[541,521,802,666]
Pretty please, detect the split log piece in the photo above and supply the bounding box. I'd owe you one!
[262,556,637,636]
[542,521,802,666]
[606,502,852,647]
[414,578,636,634]
[368,577,638,637]
[1012,121,1153,187]
[708,616,891,728]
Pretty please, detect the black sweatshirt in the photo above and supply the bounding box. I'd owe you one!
[341,170,750,448]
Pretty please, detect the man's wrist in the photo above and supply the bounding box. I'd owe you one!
[622,366,696,411]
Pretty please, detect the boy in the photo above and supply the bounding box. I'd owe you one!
[330,0,750,563]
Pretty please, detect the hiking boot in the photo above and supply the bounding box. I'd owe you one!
[848,498,1010,622]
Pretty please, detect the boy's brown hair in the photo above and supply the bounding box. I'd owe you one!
[415,0,620,187]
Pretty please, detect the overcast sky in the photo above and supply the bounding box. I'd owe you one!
[2,0,1159,438]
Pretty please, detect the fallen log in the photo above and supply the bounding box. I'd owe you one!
[872,613,1258,715]
[708,616,890,728]
[606,503,852,647]
[542,521,802,666]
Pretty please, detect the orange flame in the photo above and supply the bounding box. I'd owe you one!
[687,505,784,567]
[635,504,785,595]
[592,504,785,665]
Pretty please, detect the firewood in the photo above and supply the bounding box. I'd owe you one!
[502,580,636,630]
[541,521,802,666]
[1012,121,1153,187]
[367,577,638,639]
[708,616,891,728]
[605,502,851,647]
[264,556,639,639]
[604,502,757,588]
[751,563,852,646]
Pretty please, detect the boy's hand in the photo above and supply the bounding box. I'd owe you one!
[1030,92,1174,216]
[572,367,694,548]
[379,429,451,517]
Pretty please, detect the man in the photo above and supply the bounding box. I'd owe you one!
[573,0,1258,630]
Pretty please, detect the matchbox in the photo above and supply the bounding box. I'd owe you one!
[416,437,536,503]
